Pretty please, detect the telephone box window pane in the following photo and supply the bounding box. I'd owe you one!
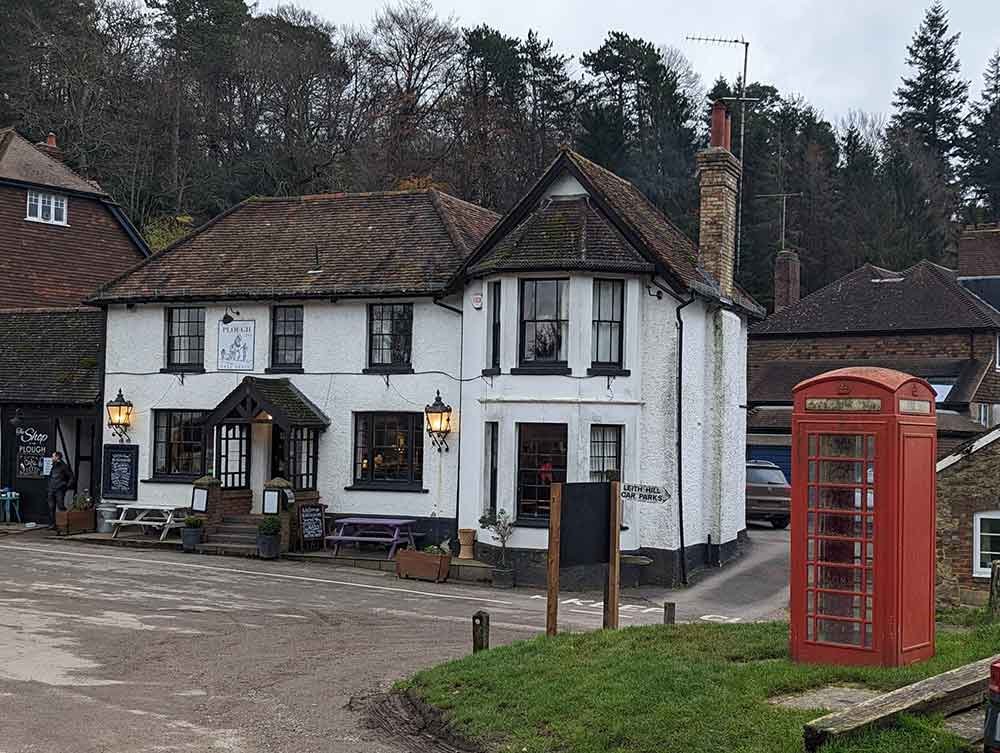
[817,487,861,510]
[817,592,863,620]
[819,461,863,484]
[807,591,815,614]
[818,435,865,457]
[864,623,873,648]
[866,436,875,458]
[816,539,863,566]
[808,462,816,482]
[808,435,818,455]
[819,619,862,646]
[817,564,864,591]
[807,618,815,641]
[810,512,866,538]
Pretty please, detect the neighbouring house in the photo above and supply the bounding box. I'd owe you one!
[88,102,762,586]
[0,128,148,522]
[747,254,1000,477]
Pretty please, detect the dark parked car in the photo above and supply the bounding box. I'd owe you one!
[746,460,791,529]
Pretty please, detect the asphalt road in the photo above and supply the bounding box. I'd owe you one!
[0,525,788,752]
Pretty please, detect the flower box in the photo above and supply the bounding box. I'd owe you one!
[55,508,95,536]
[396,549,450,583]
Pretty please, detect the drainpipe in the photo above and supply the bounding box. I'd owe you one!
[650,279,695,586]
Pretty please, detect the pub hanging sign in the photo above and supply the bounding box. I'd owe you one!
[218,320,255,371]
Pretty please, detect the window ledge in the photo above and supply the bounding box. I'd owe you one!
[510,366,572,376]
[265,366,305,374]
[513,518,550,529]
[587,366,630,377]
[25,216,69,227]
[344,484,428,494]
[481,367,501,376]
[142,476,201,485]
[363,366,415,375]
[160,366,205,374]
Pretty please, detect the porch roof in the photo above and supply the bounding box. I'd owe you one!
[204,377,330,431]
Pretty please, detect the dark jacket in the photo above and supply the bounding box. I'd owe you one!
[47,460,74,493]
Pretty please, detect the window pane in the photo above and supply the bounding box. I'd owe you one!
[590,425,621,481]
[368,304,412,367]
[41,194,52,220]
[520,280,568,364]
[167,308,205,367]
[27,192,39,218]
[154,410,205,476]
[353,413,422,485]
[517,423,568,518]
[591,279,624,366]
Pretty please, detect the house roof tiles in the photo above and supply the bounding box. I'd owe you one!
[0,127,104,195]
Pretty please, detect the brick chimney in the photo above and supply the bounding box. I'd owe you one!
[773,249,801,311]
[697,101,742,298]
[34,131,64,162]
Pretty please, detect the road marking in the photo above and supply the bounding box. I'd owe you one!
[700,614,742,623]
[0,543,515,606]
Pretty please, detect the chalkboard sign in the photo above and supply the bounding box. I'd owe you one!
[16,419,53,479]
[559,482,611,567]
[102,444,139,500]
[299,504,326,550]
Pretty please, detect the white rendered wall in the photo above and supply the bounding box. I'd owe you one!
[102,298,462,520]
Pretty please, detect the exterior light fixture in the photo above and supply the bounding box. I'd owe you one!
[8,408,23,428]
[221,306,241,325]
[106,388,134,443]
[424,390,452,452]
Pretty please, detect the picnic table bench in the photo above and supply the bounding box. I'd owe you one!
[110,503,189,542]
[326,517,419,559]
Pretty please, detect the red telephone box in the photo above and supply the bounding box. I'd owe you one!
[790,367,936,667]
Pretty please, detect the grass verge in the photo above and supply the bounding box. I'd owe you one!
[401,621,999,753]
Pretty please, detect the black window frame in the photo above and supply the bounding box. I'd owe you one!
[152,409,208,480]
[589,424,622,482]
[591,279,625,369]
[516,423,568,520]
[165,307,206,370]
[216,423,250,489]
[367,303,413,370]
[485,421,499,516]
[488,280,501,371]
[271,305,304,369]
[518,278,569,368]
[352,412,424,489]
[289,427,319,490]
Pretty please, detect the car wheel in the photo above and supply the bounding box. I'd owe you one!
[771,516,790,530]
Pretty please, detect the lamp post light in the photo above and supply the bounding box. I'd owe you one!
[106,388,133,443]
[424,390,452,452]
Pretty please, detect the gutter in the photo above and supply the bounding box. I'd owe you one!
[650,278,694,586]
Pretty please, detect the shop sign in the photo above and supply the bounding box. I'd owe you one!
[620,483,670,504]
[102,444,139,500]
[16,422,52,479]
[218,320,255,371]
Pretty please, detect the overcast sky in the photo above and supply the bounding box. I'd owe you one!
[257,0,999,123]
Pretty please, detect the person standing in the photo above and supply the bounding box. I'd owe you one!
[47,451,74,528]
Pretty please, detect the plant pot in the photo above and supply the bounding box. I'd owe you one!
[55,508,95,536]
[257,533,281,560]
[457,528,477,560]
[491,566,515,589]
[396,549,451,582]
[181,527,203,552]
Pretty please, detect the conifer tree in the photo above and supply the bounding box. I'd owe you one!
[964,50,1000,220]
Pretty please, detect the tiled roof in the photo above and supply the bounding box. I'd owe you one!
[0,308,103,404]
[749,358,988,407]
[468,195,654,275]
[958,224,1000,277]
[0,127,104,195]
[247,378,330,428]
[751,261,1000,336]
[90,189,499,303]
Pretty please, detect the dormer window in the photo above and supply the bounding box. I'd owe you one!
[26,190,67,225]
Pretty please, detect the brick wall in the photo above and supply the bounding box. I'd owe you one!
[937,438,1000,606]
[0,184,145,307]
[750,331,1000,404]
[696,148,741,298]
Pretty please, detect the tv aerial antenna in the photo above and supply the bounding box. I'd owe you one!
[757,192,802,251]
[685,34,757,271]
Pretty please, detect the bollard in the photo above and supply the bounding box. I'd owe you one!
[472,610,490,653]
[664,602,676,625]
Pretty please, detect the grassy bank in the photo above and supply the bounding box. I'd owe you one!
[402,621,999,753]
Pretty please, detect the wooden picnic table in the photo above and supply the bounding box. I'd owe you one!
[326,517,418,559]
[110,503,189,542]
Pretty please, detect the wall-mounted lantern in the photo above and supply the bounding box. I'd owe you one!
[106,388,134,443]
[221,305,241,325]
[425,390,452,452]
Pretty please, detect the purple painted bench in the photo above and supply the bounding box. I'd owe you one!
[326,517,418,560]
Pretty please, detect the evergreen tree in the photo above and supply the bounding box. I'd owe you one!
[891,2,969,161]
[964,50,1000,221]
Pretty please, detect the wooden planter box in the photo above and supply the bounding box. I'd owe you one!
[56,508,96,535]
[396,549,450,583]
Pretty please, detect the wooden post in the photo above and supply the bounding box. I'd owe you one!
[664,602,676,625]
[604,481,621,630]
[546,483,562,637]
[472,610,490,653]
[990,561,1000,621]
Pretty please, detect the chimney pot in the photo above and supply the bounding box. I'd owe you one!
[46,132,56,147]
[773,249,801,312]
[710,101,732,151]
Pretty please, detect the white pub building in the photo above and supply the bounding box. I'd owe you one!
[91,104,762,585]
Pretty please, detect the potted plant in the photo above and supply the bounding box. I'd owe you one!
[479,509,515,588]
[396,544,451,583]
[257,515,282,559]
[56,490,95,535]
[181,515,204,552]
